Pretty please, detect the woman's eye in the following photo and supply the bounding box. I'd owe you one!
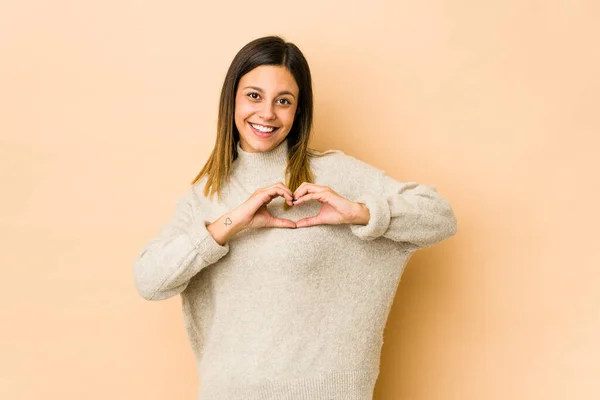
[248,92,260,100]
[277,98,291,105]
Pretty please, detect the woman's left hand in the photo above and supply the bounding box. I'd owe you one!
[292,183,370,228]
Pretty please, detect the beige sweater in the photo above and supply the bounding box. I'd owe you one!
[133,139,457,399]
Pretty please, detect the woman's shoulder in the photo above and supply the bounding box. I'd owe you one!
[308,146,383,176]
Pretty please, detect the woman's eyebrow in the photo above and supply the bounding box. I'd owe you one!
[243,86,297,99]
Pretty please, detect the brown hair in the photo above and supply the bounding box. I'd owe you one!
[191,36,331,210]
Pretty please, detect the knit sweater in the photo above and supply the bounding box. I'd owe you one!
[133,138,457,400]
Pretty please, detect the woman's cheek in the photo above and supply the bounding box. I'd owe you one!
[235,97,253,116]
[242,102,259,116]
[284,109,297,126]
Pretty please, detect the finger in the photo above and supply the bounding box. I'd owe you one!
[293,183,328,200]
[262,187,293,206]
[267,186,292,200]
[292,181,310,198]
[274,187,295,206]
[266,218,297,229]
[271,182,294,204]
[295,216,322,228]
[293,192,327,206]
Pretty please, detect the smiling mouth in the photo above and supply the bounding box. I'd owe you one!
[249,122,279,133]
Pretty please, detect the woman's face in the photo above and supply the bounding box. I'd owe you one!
[234,65,299,153]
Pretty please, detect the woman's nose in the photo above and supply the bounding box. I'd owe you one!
[258,103,276,120]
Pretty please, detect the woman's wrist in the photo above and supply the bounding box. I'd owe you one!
[349,203,370,225]
[207,211,247,245]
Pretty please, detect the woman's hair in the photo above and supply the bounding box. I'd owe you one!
[191,35,331,210]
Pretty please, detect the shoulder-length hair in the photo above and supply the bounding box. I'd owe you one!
[191,35,330,210]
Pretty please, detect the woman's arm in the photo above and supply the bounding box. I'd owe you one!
[133,189,230,301]
[349,171,457,251]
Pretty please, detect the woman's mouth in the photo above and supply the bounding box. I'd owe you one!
[249,122,279,138]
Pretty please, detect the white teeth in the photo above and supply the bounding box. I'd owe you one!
[250,123,276,133]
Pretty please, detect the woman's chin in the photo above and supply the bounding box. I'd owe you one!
[242,134,285,152]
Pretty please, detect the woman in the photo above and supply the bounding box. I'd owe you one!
[134,36,457,399]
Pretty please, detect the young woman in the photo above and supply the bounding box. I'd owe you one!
[134,35,457,400]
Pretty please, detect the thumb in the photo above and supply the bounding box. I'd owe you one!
[266,217,297,229]
[295,216,322,228]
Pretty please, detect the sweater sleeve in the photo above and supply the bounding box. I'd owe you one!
[349,171,457,251]
[133,188,230,301]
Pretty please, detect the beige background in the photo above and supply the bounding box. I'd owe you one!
[1,1,598,399]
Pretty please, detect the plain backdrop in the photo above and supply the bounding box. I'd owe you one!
[1,1,598,399]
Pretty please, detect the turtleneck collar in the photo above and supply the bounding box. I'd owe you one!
[233,139,289,172]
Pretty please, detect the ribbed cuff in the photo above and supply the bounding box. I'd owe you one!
[200,369,378,400]
[349,193,391,241]
[187,218,229,263]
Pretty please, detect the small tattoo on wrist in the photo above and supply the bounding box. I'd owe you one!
[224,217,232,226]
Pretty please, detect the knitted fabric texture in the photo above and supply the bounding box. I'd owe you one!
[133,139,457,400]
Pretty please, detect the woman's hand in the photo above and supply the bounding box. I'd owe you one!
[292,183,370,228]
[238,182,297,229]
[207,183,296,245]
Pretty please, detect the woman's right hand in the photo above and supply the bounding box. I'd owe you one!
[238,182,297,229]
[207,183,296,245]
